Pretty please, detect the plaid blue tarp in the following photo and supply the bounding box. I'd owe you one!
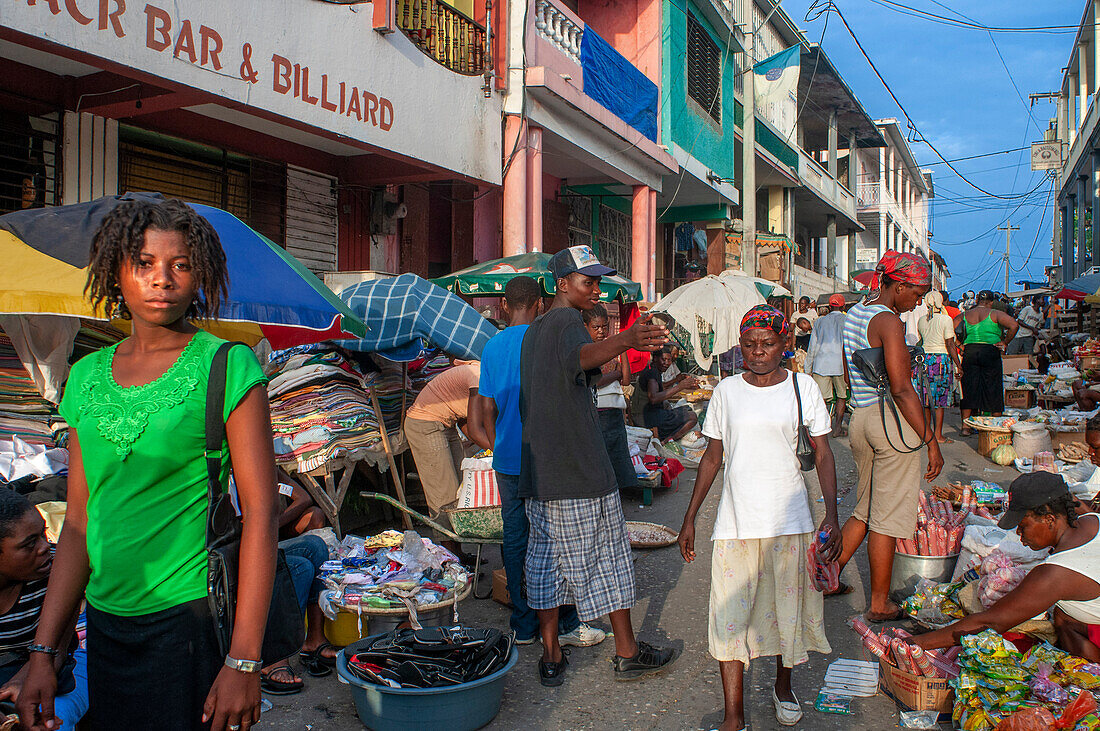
[335,274,498,361]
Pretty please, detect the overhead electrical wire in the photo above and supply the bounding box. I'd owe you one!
[804,0,1051,200]
[861,0,1077,34]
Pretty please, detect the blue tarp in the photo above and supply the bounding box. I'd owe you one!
[335,273,499,361]
[580,29,658,142]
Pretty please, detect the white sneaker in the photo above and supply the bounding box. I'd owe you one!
[772,688,802,726]
[558,623,607,647]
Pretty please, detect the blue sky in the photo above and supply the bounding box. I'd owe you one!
[781,0,1083,295]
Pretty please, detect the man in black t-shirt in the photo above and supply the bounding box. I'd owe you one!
[518,245,680,686]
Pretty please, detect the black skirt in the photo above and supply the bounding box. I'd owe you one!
[960,343,1003,413]
[86,597,221,731]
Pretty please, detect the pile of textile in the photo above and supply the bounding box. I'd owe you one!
[267,349,392,474]
[408,354,452,399]
[318,530,469,627]
[0,333,62,447]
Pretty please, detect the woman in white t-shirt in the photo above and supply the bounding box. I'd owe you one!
[677,305,840,731]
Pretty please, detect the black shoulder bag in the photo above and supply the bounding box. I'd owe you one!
[206,342,304,664]
[851,345,928,454]
[792,372,817,472]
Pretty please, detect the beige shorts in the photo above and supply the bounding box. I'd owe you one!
[849,404,922,539]
[812,373,848,401]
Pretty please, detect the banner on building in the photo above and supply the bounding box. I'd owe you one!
[753,46,800,140]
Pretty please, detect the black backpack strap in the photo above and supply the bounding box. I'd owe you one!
[205,342,236,503]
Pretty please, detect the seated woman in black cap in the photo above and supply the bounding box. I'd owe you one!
[913,472,1100,661]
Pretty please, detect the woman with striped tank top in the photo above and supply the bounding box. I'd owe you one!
[830,251,944,622]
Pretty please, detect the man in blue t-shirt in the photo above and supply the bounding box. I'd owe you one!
[477,276,605,649]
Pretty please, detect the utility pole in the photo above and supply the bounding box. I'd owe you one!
[997,220,1019,294]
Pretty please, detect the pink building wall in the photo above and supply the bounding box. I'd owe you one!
[576,0,661,86]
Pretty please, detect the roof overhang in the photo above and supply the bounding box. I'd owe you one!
[798,45,885,151]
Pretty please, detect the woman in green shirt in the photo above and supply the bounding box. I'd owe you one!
[17,199,278,731]
[955,290,1018,434]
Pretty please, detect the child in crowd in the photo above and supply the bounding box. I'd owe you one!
[583,304,638,495]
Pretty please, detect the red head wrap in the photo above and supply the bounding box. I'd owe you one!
[871,250,932,290]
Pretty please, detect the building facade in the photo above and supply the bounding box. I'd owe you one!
[853,119,934,272]
[1054,0,1100,285]
[1,0,501,278]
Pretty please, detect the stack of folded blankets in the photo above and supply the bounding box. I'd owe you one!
[268,349,392,474]
[0,332,62,447]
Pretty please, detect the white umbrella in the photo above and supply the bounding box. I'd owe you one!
[651,273,780,370]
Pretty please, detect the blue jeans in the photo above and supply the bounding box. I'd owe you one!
[496,471,580,640]
[280,533,328,609]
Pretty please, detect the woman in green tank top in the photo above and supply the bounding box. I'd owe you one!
[955,291,1019,433]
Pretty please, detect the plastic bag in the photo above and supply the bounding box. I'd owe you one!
[1057,691,1098,729]
[1028,662,1070,705]
[994,706,1056,731]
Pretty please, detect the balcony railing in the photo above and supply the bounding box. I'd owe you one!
[857,182,880,207]
[398,0,486,75]
[533,0,582,64]
[527,0,659,141]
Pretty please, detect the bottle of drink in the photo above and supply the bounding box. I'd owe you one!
[807,526,840,593]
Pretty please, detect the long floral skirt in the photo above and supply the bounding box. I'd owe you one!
[708,534,831,667]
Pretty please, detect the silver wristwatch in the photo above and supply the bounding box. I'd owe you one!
[224,656,263,673]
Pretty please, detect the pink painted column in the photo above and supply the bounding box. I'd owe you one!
[642,187,651,301]
[526,126,543,252]
[502,115,527,257]
[632,185,651,299]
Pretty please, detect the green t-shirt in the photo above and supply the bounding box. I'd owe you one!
[58,330,267,616]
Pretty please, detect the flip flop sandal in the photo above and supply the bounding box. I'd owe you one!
[864,608,903,624]
[824,581,854,597]
[260,665,304,695]
[299,643,337,677]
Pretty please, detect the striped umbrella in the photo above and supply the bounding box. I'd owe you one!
[1056,272,1100,303]
[0,193,366,349]
[431,252,643,302]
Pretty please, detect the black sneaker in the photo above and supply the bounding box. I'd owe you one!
[612,641,679,681]
[538,648,570,687]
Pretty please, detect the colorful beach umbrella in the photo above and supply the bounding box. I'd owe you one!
[1056,272,1100,303]
[850,269,875,288]
[0,193,367,349]
[430,252,643,302]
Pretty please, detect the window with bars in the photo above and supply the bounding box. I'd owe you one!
[0,112,60,215]
[686,13,721,124]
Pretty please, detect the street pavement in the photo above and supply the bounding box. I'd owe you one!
[263,412,1015,729]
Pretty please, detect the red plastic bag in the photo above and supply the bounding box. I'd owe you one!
[995,707,1056,730]
[1056,690,1098,729]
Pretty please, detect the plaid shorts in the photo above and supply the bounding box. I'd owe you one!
[524,492,636,622]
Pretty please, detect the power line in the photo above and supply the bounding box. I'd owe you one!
[862,0,1077,34]
[805,0,1050,200]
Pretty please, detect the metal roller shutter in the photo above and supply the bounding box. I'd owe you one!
[285,166,338,274]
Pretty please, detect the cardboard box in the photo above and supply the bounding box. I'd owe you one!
[1050,429,1086,451]
[491,568,511,607]
[1080,355,1100,372]
[1002,354,1031,375]
[1003,388,1035,409]
[878,660,954,713]
[977,429,1012,457]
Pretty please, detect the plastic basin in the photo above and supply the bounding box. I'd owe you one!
[337,634,517,731]
[890,551,959,601]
